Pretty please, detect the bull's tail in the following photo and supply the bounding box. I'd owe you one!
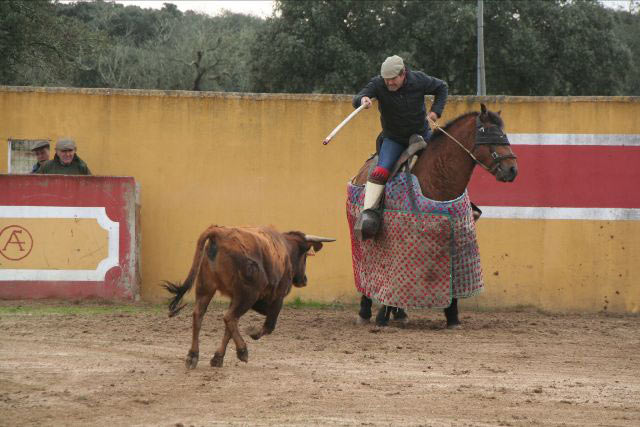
[163,226,220,317]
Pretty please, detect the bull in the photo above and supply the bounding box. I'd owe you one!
[163,225,334,368]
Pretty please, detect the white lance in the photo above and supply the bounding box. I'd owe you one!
[322,104,367,145]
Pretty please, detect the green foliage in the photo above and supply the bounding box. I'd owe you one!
[286,296,344,309]
[250,0,639,95]
[0,303,165,315]
[0,0,638,95]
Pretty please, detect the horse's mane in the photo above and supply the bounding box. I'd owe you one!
[431,109,503,140]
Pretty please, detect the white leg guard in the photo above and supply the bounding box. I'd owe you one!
[363,182,385,211]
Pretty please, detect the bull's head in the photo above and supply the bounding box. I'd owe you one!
[285,232,335,287]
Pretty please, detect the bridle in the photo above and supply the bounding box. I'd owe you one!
[428,114,517,175]
[473,116,517,174]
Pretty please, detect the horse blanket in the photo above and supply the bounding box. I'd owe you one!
[346,172,484,309]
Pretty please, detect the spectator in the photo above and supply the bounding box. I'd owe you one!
[37,139,91,175]
[30,141,50,173]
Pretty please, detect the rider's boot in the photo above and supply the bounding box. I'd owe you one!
[354,180,385,240]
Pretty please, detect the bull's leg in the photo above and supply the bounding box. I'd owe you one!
[444,298,460,328]
[249,299,283,340]
[224,298,256,363]
[357,295,373,324]
[186,291,214,370]
[211,326,232,367]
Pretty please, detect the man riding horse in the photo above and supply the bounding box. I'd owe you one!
[348,56,518,327]
[353,55,448,240]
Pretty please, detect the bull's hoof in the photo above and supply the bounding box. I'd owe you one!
[210,352,224,367]
[247,326,262,340]
[356,316,370,325]
[236,347,249,363]
[185,350,199,370]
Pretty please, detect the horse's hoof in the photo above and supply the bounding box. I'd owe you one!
[446,322,461,329]
[185,351,199,370]
[392,309,409,325]
[210,353,224,367]
[356,316,370,325]
[392,316,409,325]
[237,347,249,363]
[375,319,389,327]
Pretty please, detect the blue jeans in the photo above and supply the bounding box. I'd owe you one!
[377,129,432,171]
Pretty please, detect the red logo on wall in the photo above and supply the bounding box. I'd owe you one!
[0,225,34,261]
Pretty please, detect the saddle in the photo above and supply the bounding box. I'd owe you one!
[369,133,427,181]
[356,134,482,240]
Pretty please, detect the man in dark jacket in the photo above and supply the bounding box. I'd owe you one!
[352,55,448,239]
[37,138,91,175]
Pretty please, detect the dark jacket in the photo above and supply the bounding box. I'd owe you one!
[31,162,43,173]
[352,69,448,145]
[36,154,91,175]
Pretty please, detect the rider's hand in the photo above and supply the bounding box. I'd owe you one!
[427,111,439,123]
[361,96,372,109]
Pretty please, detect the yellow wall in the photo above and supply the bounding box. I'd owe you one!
[1,87,639,312]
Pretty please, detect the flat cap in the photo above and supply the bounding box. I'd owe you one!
[31,140,50,151]
[380,55,405,78]
[56,139,76,150]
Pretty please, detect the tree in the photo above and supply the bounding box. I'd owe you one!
[250,0,635,95]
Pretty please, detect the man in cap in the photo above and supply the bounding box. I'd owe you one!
[37,138,91,175]
[30,141,50,173]
[352,55,448,239]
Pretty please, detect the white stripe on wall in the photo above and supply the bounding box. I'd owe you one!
[509,134,640,146]
[482,206,640,221]
[0,206,119,281]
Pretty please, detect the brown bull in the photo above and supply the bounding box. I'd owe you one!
[163,225,334,368]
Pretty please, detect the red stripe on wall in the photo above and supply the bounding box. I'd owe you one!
[468,145,640,208]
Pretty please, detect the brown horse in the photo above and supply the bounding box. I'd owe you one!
[352,103,518,327]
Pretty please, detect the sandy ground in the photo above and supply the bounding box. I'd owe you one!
[1,299,639,427]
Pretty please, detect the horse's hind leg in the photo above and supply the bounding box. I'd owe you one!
[375,305,393,326]
[357,295,373,324]
[392,307,409,324]
[444,298,460,328]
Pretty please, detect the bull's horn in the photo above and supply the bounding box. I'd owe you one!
[304,234,336,242]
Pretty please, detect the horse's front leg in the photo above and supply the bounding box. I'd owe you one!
[444,298,460,328]
[357,294,373,324]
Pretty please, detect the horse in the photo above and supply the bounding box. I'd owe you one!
[351,103,518,328]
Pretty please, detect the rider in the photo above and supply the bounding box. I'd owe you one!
[353,55,448,238]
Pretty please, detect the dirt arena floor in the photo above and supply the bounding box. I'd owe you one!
[1,299,639,427]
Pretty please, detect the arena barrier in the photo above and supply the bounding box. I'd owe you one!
[0,87,638,312]
[0,175,140,300]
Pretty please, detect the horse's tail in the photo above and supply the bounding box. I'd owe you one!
[163,226,220,317]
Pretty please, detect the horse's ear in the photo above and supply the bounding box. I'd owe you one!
[480,103,487,114]
[497,110,502,116]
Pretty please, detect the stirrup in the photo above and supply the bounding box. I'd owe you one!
[354,208,381,240]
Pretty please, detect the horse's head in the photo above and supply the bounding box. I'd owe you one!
[473,104,518,182]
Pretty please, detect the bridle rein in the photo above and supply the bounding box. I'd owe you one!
[428,114,517,175]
